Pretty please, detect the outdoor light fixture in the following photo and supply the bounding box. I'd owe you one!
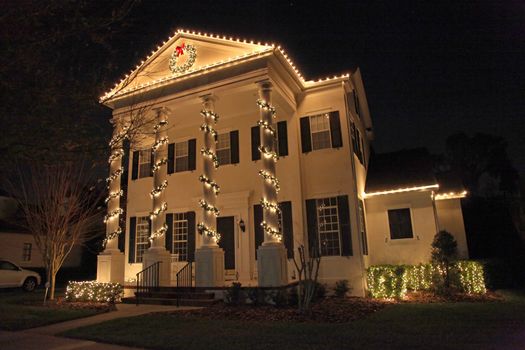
[239,218,246,232]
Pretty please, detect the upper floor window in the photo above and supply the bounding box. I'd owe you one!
[175,141,189,172]
[167,139,196,174]
[251,121,288,160]
[300,111,342,153]
[388,208,414,240]
[216,133,231,165]
[310,114,332,150]
[138,150,151,179]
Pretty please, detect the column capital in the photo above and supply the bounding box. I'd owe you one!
[256,80,273,91]
[152,106,171,117]
[199,93,218,104]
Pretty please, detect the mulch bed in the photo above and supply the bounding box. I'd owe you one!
[401,291,503,303]
[174,297,387,323]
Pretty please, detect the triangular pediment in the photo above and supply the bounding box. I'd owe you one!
[102,31,273,102]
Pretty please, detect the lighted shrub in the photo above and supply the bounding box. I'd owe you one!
[65,281,123,303]
[366,265,407,299]
[455,261,487,294]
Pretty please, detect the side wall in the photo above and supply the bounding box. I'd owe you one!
[435,198,469,259]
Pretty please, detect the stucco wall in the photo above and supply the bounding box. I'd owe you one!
[435,198,469,259]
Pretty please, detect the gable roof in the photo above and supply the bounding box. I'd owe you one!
[100,29,351,104]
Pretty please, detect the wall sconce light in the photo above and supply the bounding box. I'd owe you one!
[239,219,246,232]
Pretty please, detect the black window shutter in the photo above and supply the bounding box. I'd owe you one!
[305,199,319,257]
[150,150,154,177]
[187,211,196,262]
[131,151,139,180]
[128,217,136,263]
[281,201,294,258]
[188,139,197,170]
[230,130,240,164]
[165,213,173,253]
[353,91,360,116]
[329,111,343,148]
[300,117,312,153]
[118,228,125,252]
[167,143,175,174]
[277,121,288,157]
[253,204,263,259]
[251,126,261,161]
[337,195,352,256]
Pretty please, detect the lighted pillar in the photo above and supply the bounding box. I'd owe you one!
[256,81,288,287]
[195,94,225,287]
[97,118,125,284]
[143,107,171,286]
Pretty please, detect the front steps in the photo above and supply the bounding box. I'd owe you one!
[122,287,219,307]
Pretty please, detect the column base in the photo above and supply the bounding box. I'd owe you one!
[257,243,288,287]
[195,246,225,287]
[97,249,125,284]
[143,247,172,287]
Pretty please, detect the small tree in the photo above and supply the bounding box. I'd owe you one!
[431,230,458,290]
[7,162,103,300]
[293,242,321,313]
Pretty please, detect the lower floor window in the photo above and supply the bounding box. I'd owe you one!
[172,213,188,261]
[388,208,414,239]
[316,197,341,256]
[22,243,32,261]
[135,217,150,263]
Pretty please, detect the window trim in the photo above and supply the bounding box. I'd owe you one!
[171,212,189,262]
[174,140,189,173]
[134,215,150,263]
[138,149,151,179]
[386,205,416,241]
[315,196,342,257]
[216,132,232,165]
[22,243,32,262]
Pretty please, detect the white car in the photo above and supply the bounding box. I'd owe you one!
[0,259,41,291]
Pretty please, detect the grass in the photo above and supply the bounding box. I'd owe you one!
[0,288,105,331]
[61,290,525,350]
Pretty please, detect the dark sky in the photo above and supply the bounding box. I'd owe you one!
[114,0,524,173]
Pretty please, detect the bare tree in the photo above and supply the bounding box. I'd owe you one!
[293,242,321,313]
[7,162,103,300]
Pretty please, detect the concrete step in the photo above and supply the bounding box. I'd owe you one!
[136,291,215,299]
[122,297,218,307]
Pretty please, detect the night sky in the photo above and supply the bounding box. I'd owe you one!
[112,1,524,174]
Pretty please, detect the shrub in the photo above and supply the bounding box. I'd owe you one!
[224,282,242,305]
[246,287,262,306]
[65,281,123,303]
[287,286,298,306]
[455,261,487,294]
[265,289,288,308]
[334,280,350,298]
[431,230,458,290]
[366,265,407,299]
[315,282,327,301]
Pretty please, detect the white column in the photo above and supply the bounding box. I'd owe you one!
[143,107,171,286]
[97,118,125,284]
[195,94,224,287]
[256,81,288,287]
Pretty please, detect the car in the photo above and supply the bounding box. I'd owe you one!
[0,259,41,291]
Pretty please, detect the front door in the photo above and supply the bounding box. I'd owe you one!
[217,216,235,271]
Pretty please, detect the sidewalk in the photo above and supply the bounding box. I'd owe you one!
[0,303,200,350]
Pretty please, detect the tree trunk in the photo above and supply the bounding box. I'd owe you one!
[50,272,56,300]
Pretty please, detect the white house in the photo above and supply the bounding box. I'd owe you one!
[96,29,468,296]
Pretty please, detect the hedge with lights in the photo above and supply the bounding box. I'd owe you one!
[65,281,123,303]
[366,261,486,299]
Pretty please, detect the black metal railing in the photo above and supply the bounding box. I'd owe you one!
[176,260,193,288]
[135,261,161,305]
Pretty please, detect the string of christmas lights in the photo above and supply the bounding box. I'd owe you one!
[198,107,221,243]
[104,208,124,223]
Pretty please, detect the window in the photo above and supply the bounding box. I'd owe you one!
[316,197,341,256]
[310,114,332,150]
[135,216,150,263]
[0,261,18,270]
[358,200,368,255]
[22,243,32,261]
[216,133,231,165]
[351,122,364,165]
[388,208,414,240]
[172,213,188,262]
[174,141,189,172]
[138,150,151,178]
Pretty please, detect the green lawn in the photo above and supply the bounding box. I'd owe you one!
[0,289,105,331]
[62,290,525,350]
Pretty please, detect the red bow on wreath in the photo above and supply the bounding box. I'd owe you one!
[175,43,185,57]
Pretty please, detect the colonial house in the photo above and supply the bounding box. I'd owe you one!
[97,29,468,296]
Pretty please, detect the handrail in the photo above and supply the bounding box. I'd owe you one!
[135,261,161,306]
[176,260,193,288]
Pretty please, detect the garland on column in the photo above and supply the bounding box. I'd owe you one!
[197,109,221,243]
[257,99,282,242]
[103,126,129,246]
[149,116,169,242]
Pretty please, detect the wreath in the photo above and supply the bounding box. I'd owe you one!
[169,43,197,74]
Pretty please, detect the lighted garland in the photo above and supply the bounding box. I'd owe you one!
[150,223,168,242]
[199,199,220,216]
[151,136,169,153]
[258,170,280,192]
[106,167,124,185]
[66,281,123,303]
[169,43,197,74]
[149,202,168,220]
[104,208,124,223]
[261,221,282,241]
[200,109,219,122]
[258,145,279,161]
[199,175,220,195]
[200,147,219,168]
[103,227,122,246]
[108,148,124,163]
[150,180,168,198]
[197,223,221,242]
[257,120,276,136]
[256,99,276,116]
[199,123,218,139]
[152,158,168,173]
[105,190,123,204]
